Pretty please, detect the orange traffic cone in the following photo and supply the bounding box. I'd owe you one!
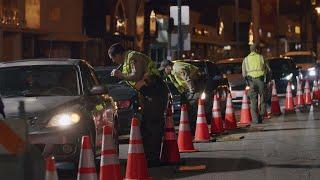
[285,82,295,113]
[99,126,122,180]
[160,103,180,164]
[313,80,320,101]
[270,80,281,115]
[239,90,252,125]
[296,79,305,107]
[211,94,224,134]
[125,118,151,180]
[178,104,198,153]
[194,99,210,142]
[77,136,98,180]
[304,80,312,105]
[45,156,58,180]
[224,93,237,130]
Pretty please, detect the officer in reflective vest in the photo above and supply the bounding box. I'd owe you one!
[159,60,200,133]
[242,43,271,124]
[108,43,168,167]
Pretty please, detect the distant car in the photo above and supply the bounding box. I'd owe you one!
[95,66,142,135]
[171,60,229,121]
[267,57,299,96]
[0,59,118,164]
[284,51,317,80]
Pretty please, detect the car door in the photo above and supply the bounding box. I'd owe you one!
[80,62,116,148]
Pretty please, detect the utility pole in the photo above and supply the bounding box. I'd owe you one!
[276,0,280,56]
[177,0,182,59]
[235,0,239,49]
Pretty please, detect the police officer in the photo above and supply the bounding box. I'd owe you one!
[159,60,200,133]
[108,43,168,166]
[242,43,271,124]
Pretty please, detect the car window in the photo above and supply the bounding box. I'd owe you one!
[268,59,295,76]
[0,65,80,97]
[80,63,99,93]
[95,68,120,85]
[217,62,242,74]
[287,55,315,64]
[206,62,222,77]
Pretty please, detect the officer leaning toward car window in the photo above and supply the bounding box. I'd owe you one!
[159,60,200,133]
[242,43,271,124]
[108,43,168,167]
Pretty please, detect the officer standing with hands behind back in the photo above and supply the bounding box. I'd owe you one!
[242,43,271,124]
[108,43,168,167]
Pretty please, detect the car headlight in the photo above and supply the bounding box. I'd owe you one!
[282,73,293,80]
[291,84,295,90]
[47,113,80,127]
[308,67,316,76]
[245,86,250,90]
[201,92,206,100]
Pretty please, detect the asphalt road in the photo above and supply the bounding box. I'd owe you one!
[59,101,320,180]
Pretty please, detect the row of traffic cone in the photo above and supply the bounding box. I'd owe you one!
[284,78,320,113]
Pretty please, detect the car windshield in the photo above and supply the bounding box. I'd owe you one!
[268,59,295,76]
[287,55,315,64]
[216,62,242,74]
[0,65,79,97]
[187,61,221,77]
[95,68,120,85]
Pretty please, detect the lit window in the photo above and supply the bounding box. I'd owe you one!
[295,26,301,34]
[150,10,157,35]
[218,20,224,35]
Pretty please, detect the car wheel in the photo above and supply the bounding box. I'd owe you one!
[113,115,120,156]
[73,123,96,169]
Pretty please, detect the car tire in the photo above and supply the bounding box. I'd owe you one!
[73,123,96,170]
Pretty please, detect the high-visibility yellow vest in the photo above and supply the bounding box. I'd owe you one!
[171,61,199,93]
[244,52,266,78]
[122,50,160,87]
[167,74,185,93]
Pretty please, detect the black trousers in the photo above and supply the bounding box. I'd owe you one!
[140,78,168,162]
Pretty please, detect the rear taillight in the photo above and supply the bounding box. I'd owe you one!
[117,100,131,109]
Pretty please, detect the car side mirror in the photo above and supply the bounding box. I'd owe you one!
[90,85,108,95]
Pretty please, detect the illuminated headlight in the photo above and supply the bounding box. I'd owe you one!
[291,85,295,90]
[308,67,316,76]
[245,86,250,90]
[47,113,80,127]
[201,92,206,100]
[282,73,293,80]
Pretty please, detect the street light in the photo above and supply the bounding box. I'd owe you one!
[316,6,320,14]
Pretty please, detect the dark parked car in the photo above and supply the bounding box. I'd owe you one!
[267,57,299,96]
[0,59,118,163]
[171,60,229,122]
[95,66,142,135]
[283,51,317,80]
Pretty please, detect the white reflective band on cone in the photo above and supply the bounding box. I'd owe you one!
[102,135,114,150]
[196,117,206,123]
[179,123,191,131]
[101,154,120,166]
[128,144,144,153]
[212,111,221,117]
[130,126,142,140]
[79,149,96,168]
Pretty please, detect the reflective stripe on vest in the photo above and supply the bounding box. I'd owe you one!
[122,50,160,86]
[244,52,265,78]
[168,74,186,93]
[172,61,199,93]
